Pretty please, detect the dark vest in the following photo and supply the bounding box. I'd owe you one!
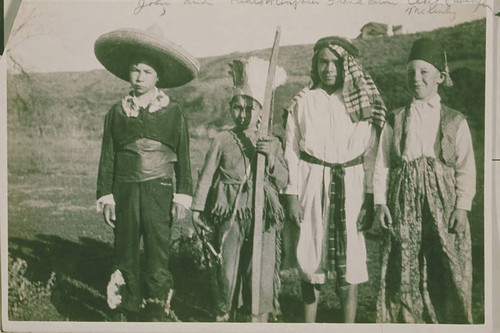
[387,103,465,168]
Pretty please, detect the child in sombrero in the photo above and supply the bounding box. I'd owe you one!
[373,38,476,323]
[191,57,288,322]
[94,25,199,321]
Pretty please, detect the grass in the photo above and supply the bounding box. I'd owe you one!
[7,127,485,323]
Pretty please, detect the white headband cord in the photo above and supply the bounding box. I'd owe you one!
[443,51,453,87]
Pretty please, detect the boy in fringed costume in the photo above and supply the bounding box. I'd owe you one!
[191,57,288,322]
[374,38,476,323]
[282,36,386,323]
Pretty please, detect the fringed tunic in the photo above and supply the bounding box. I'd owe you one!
[192,129,288,317]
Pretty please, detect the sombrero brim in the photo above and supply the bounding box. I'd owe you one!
[94,28,200,88]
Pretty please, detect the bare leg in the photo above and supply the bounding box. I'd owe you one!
[340,284,358,323]
[302,281,320,323]
[304,292,320,323]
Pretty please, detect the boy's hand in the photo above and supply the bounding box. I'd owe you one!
[257,136,278,169]
[375,204,392,230]
[103,204,116,229]
[256,137,270,155]
[357,194,374,232]
[284,194,302,228]
[171,202,188,221]
[256,136,278,156]
[448,209,468,234]
[192,211,211,233]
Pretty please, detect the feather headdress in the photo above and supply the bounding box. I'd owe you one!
[228,56,287,107]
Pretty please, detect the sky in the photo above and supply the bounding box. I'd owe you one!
[5,0,488,73]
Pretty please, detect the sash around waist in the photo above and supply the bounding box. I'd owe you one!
[299,151,364,170]
[115,138,177,183]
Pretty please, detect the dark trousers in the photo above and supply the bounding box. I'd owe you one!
[113,177,173,312]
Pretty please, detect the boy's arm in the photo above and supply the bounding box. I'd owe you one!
[96,110,115,209]
[373,124,393,206]
[191,137,222,212]
[283,104,301,196]
[363,126,379,195]
[454,119,476,211]
[267,138,289,191]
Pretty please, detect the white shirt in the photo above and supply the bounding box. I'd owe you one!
[373,94,476,210]
[284,89,376,195]
[403,95,442,160]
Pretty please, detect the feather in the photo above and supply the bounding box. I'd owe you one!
[246,56,287,89]
[228,59,247,87]
[229,56,287,106]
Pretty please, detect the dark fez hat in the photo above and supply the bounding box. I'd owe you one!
[408,37,452,86]
[408,38,446,71]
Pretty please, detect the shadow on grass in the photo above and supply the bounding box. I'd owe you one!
[169,254,215,322]
[8,234,218,322]
[471,244,485,324]
[9,235,114,321]
[8,234,484,323]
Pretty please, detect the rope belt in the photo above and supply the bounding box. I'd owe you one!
[300,151,364,286]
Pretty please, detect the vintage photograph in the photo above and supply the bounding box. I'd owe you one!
[1,0,491,331]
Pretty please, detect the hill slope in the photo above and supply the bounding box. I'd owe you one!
[8,19,485,138]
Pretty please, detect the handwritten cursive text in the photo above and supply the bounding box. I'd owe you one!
[231,0,319,8]
[231,0,266,5]
[368,0,397,5]
[184,0,213,5]
[326,0,364,5]
[134,0,171,16]
[445,0,492,13]
[406,2,457,21]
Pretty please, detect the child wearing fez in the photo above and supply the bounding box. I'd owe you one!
[374,38,476,323]
[191,57,288,322]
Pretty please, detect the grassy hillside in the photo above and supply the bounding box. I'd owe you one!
[7,19,486,323]
[8,19,485,137]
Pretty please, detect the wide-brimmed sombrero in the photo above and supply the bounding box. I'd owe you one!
[94,25,200,88]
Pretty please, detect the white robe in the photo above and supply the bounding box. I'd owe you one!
[284,88,376,285]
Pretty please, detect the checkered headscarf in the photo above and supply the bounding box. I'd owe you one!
[285,40,387,130]
[329,43,387,130]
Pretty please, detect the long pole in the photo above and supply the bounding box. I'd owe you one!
[251,26,281,322]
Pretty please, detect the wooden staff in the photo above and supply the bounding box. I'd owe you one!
[252,26,281,322]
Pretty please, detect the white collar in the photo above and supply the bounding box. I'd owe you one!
[411,94,441,109]
[121,88,170,118]
[316,84,343,99]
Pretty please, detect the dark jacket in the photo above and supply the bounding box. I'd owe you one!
[96,100,192,199]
